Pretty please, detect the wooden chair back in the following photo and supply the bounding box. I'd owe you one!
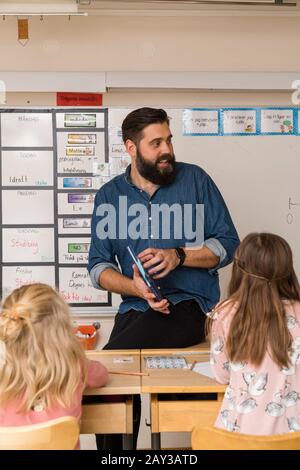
[192,425,300,450]
[0,416,79,450]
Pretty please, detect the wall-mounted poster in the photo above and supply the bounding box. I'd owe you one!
[2,189,54,225]
[3,228,54,263]
[58,237,90,264]
[2,266,55,299]
[57,192,95,215]
[2,150,53,186]
[182,109,219,135]
[59,267,109,305]
[56,112,105,129]
[1,112,53,147]
[260,109,294,134]
[58,217,91,235]
[222,109,257,135]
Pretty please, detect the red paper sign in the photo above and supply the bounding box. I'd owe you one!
[57,92,102,106]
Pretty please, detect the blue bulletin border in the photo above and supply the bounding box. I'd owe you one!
[295,109,300,135]
[259,107,297,136]
[182,108,220,136]
[182,107,300,136]
[220,108,259,136]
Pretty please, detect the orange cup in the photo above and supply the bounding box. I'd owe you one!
[75,325,97,350]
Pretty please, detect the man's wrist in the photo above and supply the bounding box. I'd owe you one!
[174,247,186,267]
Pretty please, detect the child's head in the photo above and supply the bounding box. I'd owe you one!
[0,283,87,411]
[229,232,300,300]
[213,233,300,368]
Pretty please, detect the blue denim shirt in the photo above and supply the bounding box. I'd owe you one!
[88,162,239,314]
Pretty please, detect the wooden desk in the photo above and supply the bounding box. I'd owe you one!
[82,350,140,449]
[141,349,226,450]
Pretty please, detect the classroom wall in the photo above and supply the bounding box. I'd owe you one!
[3,90,296,107]
[0,15,299,72]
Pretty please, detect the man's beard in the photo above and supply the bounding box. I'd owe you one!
[135,148,176,186]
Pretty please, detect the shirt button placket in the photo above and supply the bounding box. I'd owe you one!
[149,201,155,245]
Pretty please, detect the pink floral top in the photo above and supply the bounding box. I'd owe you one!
[210,300,300,435]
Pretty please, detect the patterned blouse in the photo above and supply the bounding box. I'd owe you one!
[210,300,300,435]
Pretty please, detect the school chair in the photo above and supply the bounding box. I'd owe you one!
[0,416,80,450]
[192,425,300,450]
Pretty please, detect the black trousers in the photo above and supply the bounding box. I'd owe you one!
[95,299,207,450]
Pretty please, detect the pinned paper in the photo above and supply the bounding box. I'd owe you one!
[145,356,188,369]
[18,19,29,46]
[113,357,134,364]
[93,162,110,177]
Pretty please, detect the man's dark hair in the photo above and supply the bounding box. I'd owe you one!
[122,107,169,145]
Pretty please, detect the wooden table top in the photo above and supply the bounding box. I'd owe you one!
[85,350,141,395]
[141,352,226,394]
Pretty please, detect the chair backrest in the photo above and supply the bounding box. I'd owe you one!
[192,425,300,450]
[0,416,80,450]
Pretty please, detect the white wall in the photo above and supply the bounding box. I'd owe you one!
[0,15,299,72]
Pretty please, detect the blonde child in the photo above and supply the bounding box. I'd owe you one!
[0,283,108,444]
[208,233,300,435]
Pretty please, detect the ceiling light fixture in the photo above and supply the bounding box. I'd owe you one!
[0,12,88,17]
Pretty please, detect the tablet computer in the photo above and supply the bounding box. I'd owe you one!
[127,246,163,301]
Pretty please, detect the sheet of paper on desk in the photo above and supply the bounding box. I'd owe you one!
[190,361,214,379]
[113,357,134,364]
[145,356,188,369]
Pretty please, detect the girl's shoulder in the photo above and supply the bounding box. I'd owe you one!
[283,299,300,321]
[208,299,237,322]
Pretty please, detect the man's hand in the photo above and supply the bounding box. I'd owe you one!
[138,248,180,279]
[132,265,170,314]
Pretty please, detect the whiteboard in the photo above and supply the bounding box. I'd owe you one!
[108,107,300,299]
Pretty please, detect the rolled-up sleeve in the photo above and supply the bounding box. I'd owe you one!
[204,237,227,264]
[89,262,120,290]
[87,189,120,289]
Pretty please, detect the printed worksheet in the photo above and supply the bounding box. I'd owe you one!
[2,150,53,186]
[1,112,53,147]
[58,237,90,264]
[58,217,91,235]
[59,267,109,304]
[2,228,54,263]
[145,356,188,369]
[57,192,95,215]
[2,190,54,224]
[2,266,55,298]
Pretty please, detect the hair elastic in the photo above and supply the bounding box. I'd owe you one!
[234,258,289,283]
[2,310,20,321]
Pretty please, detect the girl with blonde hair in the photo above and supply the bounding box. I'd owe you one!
[208,233,300,435]
[0,283,108,441]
